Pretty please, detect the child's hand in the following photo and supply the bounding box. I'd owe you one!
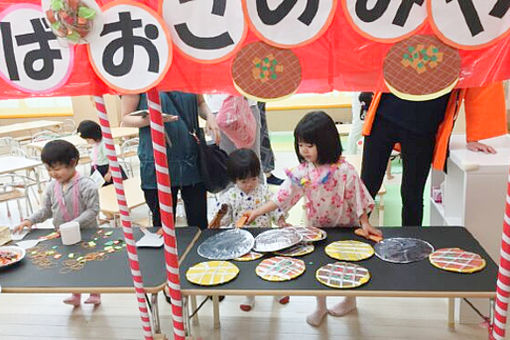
[14,220,33,234]
[361,222,382,237]
[104,172,112,182]
[277,216,291,228]
[246,209,260,224]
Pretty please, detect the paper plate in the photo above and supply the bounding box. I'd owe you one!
[253,229,302,252]
[286,226,326,242]
[274,243,314,257]
[316,262,370,289]
[429,248,486,273]
[198,229,254,260]
[234,251,263,262]
[186,261,239,286]
[255,256,305,282]
[325,240,374,261]
[0,246,25,268]
[374,238,434,263]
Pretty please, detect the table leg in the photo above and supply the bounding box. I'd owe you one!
[448,298,455,330]
[190,295,199,326]
[489,298,495,326]
[183,295,192,337]
[151,293,161,334]
[212,295,220,329]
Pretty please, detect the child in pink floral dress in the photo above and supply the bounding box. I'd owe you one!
[248,111,382,327]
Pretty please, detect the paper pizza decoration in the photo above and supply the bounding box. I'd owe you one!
[274,243,314,257]
[234,250,263,262]
[255,256,305,282]
[316,262,370,289]
[286,226,326,242]
[325,240,374,261]
[232,41,301,102]
[185,260,239,286]
[429,247,486,274]
[383,35,461,101]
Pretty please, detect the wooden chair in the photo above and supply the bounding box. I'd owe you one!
[118,137,139,177]
[0,174,36,223]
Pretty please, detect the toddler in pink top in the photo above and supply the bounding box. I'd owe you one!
[248,111,382,327]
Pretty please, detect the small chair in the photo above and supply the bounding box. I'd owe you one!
[119,137,139,177]
[0,174,37,223]
[31,130,60,143]
[60,119,76,135]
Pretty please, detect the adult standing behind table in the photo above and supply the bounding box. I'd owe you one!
[120,92,220,230]
[361,83,507,226]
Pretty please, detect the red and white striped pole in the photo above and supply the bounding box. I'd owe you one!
[147,89,185,340]
[94,96,153,340]
[491,168,510,340]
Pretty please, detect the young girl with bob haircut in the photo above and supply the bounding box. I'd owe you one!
[248,111,381,326]
[210,148,289,311]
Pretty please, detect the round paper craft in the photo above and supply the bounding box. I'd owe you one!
[429,248,486,274]
[274,243,314,257]
[383,35,460,101]
[0,246,25,268]
[374,238,434,264]
[253,228,302,252]
[316,262,370,289]
[286,226,326,242]
[325,240,374,261]
[256,256,305,282]
[185,261,239,286]
[234,251,263,262]
[232,41,301,102]
[197,228,254,260]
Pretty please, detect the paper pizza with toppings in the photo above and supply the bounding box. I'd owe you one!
[325,240,374,261]
[185,260,239,286]
[429,247,486,274]
[316,262,370,289]
[255,256,305,282]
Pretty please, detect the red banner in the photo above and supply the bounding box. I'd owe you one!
[0,0,509,99]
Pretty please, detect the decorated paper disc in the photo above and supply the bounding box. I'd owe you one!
[253,228,302,253]
[374,238,434,264]
[255,256,305,282]
[286,226,326,242]
[185,261,239,286]
[197,228,254,260]
[316,262,370,289]
[383,35,460,101]
[232,41,301,102]
[274,243,314,257]
[325,240,374,261]
[234,251,263,262]
[429,248,486,274]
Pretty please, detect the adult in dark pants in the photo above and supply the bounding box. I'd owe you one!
[120,92,220,230]
[361,84,507,226]
[257,101,284,185]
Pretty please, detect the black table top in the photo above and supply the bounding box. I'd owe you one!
[179,227,498,297]
[0,227,200,293]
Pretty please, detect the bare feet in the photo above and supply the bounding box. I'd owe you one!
[306,307,328,327]
[63,293,81,306]
[328,296,356,317]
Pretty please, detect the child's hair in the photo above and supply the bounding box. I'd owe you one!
[294,111,342,165]
[41,140,80,167]
[77,120,102,141]
[358,92,373,120]
[226,148,260,182]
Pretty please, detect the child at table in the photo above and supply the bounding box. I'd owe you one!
[14,140,102,306]
[209,148,289,311]
[77,120,127,186]
[247,111,382,326]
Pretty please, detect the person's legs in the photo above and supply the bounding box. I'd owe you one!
[143,189,161,227]
[400,132,435,226]
[258,102,275,173]
[361,117,398,199]
[240,295,255,312]
[328,296,356,316]
[84,293,101,305]
[180,183,208,229]
[63,293,81,306]
[306,296,328,327]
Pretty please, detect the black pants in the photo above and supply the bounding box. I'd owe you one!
[361,116,436,226]
[91,164,127,187]
[143,183,208,229]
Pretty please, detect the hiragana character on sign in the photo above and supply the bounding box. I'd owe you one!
[88,2,171,93]
[244,0,336,47]
[342,0,427,42]
[430,0,510,49]
[162,0,246,63]
[0,4,73,93]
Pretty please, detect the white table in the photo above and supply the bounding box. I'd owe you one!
[0,120,62,137]
[0,156,42,192]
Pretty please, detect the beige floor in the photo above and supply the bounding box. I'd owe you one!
[0,293,489,339]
